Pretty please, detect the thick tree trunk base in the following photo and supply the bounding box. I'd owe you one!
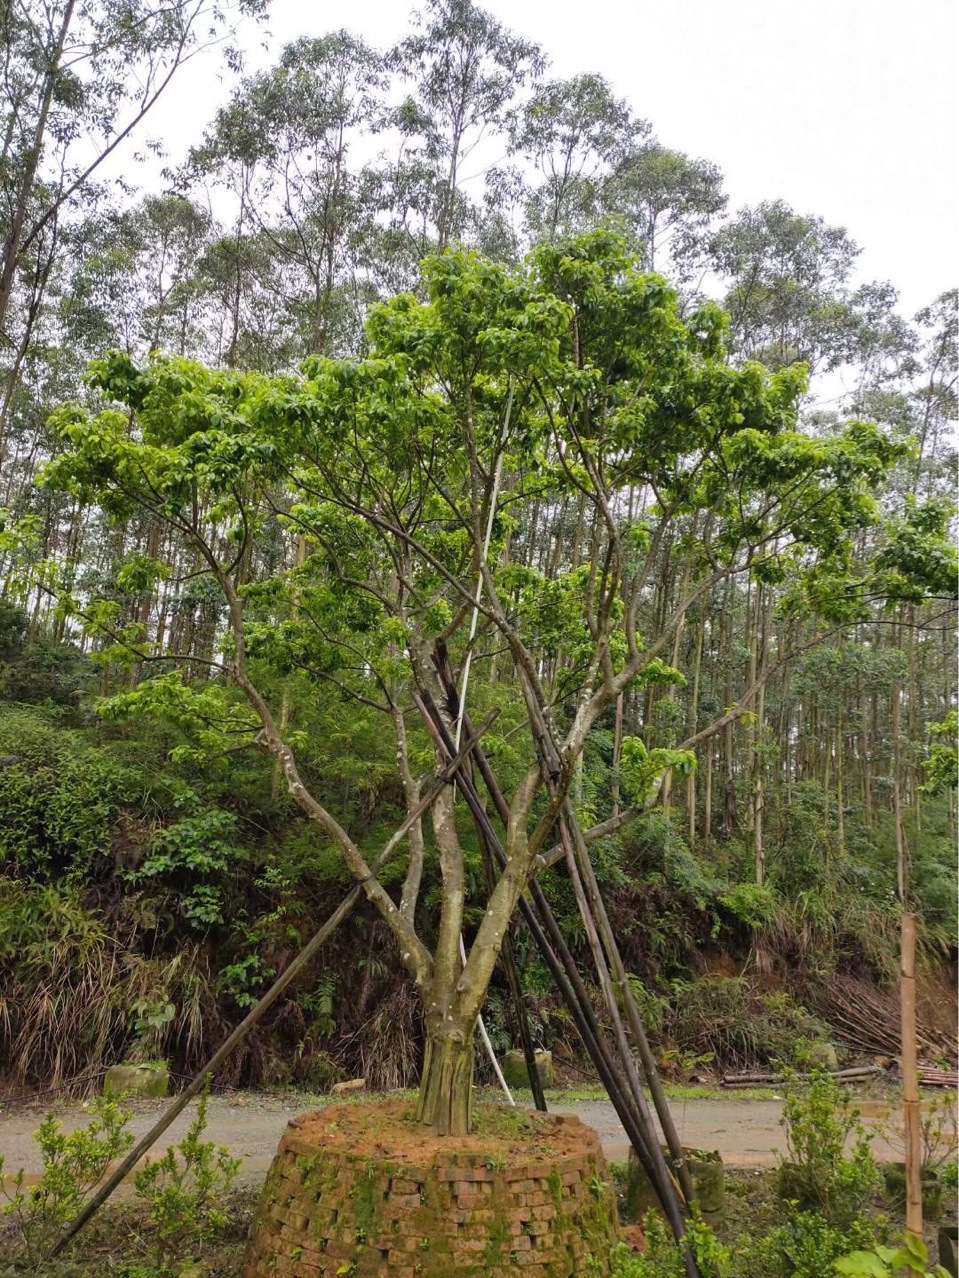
[416,1024,473,1136]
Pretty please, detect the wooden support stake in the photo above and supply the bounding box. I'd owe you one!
[901,911,923,1242]
[563,798,696,1207]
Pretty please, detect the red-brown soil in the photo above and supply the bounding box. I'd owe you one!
[285,1097,592,1163]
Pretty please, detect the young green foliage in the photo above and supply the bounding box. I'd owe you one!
[40,232,905,1135]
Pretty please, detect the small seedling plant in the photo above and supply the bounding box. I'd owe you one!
[874,1092,958,1178]
[0,1088,239,1274]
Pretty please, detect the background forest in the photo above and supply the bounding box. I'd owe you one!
[0,0,955,1098]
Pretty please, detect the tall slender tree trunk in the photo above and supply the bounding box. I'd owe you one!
[752,586,771,883]
[611,692,624,819]
[686,605,705,845]
[703,740,713,841]
[860,662,873,825]
[900,913,922,1241]
[722,578,738,834]
[0,0,76,344]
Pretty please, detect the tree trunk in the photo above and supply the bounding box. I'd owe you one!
[611,692,624,819]
[703,740,713,841]
[753,586,771,884]
[416,1016,475,1136]
[0,0,76,343]
[686,605,705,845]
[721,577,738,834]
[860,667,873,825]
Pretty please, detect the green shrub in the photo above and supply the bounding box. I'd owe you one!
[743,1212,877,1278]
[606,1212,731,1277]
[0,1090,239,1276]
[0,1098,134,1267]
[124,805,246,928]
[835,1234,949,1277]
[719,882,783,930]
[727,1070,885,1277]
[0,603,94,706]
[0,734,141,879]
[778,1070,880,1231]
[132,1091,241,1275]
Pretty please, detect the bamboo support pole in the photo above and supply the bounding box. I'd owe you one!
[901,911,923,1241]
[563,798,696,1206]
[560,818,684,1192]
[447,694,694,1205]
[424,719,671,1199]
[415,696,672,1189]
[422,689,696,1273]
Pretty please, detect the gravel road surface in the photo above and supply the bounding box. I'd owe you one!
[0,1090,902,1186]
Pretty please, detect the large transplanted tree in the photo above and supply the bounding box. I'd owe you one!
[42,233,904,1134]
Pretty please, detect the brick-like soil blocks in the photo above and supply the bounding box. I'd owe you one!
[242,1100,620,1277]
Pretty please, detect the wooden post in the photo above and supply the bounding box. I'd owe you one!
[901,911,923,1242]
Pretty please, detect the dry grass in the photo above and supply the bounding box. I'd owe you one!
[0,877,218,1096]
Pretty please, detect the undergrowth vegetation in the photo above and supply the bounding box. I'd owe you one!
[0,674,954,1096]
[6,1070,949,1277]
[0,1091,240,1276]
[608,1072,953,1278]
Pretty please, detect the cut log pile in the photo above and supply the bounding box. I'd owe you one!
[918,1067,959,1089]
[722,1063,959,1089]
[721,1065,883,1088]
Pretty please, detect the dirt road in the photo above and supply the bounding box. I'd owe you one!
[0,1089,903,1185]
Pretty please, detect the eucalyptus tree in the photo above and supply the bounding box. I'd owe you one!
[60,196,218,363]
[195,229,305,372]
[840,281,918,417]
[0,0,266,452]
[387,0,544,252]
[193,32,388,359]
[909,289,958,494]
[599,143,726,277]
[41,232,902,1134]
[709,199,864,373]
[508,73,646,241]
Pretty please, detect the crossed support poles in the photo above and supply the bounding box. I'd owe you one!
[49,659,701,1278]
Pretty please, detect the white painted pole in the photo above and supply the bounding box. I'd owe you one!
[456,383,514,1103]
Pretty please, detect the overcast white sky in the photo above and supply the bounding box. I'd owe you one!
[152,0,957,319]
